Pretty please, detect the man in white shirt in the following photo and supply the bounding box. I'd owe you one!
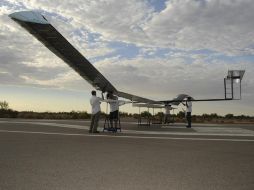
[89,90,103,133]
[182,97,192,128]
[106,92,125,132]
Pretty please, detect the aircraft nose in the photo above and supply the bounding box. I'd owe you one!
[9,11,49,24]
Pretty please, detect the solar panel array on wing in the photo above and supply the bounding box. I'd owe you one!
[9,11,117,93]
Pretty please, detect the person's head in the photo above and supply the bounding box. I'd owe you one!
[91,90,96,96]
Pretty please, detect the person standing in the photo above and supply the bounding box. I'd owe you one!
[106,93,119,132]
[164,105,171,124]
[106,92,125,132]
[89,90,103,133]
[182,97,192,128]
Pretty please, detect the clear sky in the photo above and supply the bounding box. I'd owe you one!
[0,0,254,116]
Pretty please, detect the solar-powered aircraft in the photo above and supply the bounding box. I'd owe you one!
[9,11,245,109]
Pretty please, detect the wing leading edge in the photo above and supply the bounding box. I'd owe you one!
[9,11,116,93]
[9,11,159,104]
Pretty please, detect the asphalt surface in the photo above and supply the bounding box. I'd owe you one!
[0,119,254,190]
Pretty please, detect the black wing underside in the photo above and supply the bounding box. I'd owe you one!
[9,11,160,103]
[9,11,116,93]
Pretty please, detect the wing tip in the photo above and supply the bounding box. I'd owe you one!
[9,11,49,24]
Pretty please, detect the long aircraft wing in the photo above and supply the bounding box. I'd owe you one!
[116,91,160,104]
[9,11,159,104]
[10,11,241,106]
[9,11,116,93]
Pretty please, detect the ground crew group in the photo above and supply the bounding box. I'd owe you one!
[89,90,192,133]
[89,90,125,133]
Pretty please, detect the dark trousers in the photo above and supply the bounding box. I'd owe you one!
[109,110,119,129]
[186,112,192,128]
[90,111,100,132]
[164,114,170,124]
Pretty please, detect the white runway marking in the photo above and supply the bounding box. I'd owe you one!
[0,129,254,142]
[1,120,254,137]
[194,126,254,135]
[122,129,254,137]
[0,120,88,129]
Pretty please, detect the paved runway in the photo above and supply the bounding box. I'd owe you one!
[0,119,254,190]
